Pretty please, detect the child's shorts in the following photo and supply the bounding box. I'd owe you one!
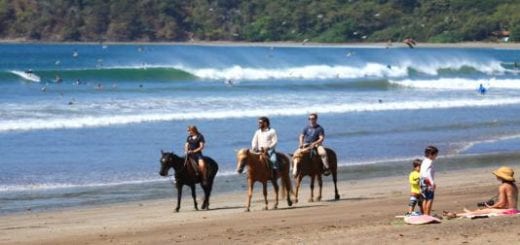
[422,190,435,200]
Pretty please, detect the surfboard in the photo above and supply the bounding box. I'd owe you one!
[404,215,441,225]
[11,70,41,82]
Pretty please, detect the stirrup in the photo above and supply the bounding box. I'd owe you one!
[323,168,331,176]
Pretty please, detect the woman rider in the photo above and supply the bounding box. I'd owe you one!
[185,125,207,184]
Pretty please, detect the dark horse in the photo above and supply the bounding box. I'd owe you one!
[159,151,219,212]
[291,147,340,203]
[236,148,293,211]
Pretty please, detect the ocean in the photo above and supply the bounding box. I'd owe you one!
[1,43,520,214]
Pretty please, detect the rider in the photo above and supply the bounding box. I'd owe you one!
[296,113,330,176]
[185,125,207,184]
[251,116,279,176]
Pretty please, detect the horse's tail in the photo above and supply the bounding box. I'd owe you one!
[279,154,294,199]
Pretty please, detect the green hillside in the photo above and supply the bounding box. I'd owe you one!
[1,0,519,42]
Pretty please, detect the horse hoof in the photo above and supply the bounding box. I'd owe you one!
[335,194,340,200]
[308,198,314,203]
[316,197,322,202]
[244,209,250,212]
[263,206,268,210]
[288,200,293,207]
[175,208,180,213]
[294,199,299,204]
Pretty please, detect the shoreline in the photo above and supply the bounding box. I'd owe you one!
[2,164,520,244]
[1,39,519,49]
[2,151,520,216]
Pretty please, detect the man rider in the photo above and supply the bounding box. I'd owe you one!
[296,113,330,176]
[251,116,279,177]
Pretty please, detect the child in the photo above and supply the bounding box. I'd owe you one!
[407,159,423,215]
[420,145,439,216]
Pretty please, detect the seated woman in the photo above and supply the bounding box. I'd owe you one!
[444,166,518,219]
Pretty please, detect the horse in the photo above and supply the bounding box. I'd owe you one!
[236,148,293,212]
[291,147,340,203]
[158,150,219,212]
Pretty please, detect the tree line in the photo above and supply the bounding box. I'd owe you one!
[0,0,519,43]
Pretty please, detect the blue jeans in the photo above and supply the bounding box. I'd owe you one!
[267,148,279,170]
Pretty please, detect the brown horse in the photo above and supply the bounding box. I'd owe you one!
[291,147,340,203]
[236,148,293,211]
[159,151,219,212]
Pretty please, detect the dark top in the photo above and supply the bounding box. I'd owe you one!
[302,124,324,144]
[186,133,205,152]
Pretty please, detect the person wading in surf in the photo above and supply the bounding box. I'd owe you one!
[185,125,208,185]
[295,113,331,176]
[251,116,279,177]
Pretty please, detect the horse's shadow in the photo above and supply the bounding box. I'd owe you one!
[207,205,244,211]
[323,196,380,202]
[273,204,327,211]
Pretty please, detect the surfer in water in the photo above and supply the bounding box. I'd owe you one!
[55,75,63,84]
[478,83,487,95]
[225,79,235,86]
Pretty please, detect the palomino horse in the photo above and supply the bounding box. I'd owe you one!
[291,147,340,203]
[159,151,219,212]
[236,148,293,211]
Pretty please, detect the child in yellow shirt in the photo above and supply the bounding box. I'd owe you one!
[407,159,423,215]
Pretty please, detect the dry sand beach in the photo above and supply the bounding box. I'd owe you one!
[2,165,520,245]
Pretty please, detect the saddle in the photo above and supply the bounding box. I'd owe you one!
[257,150,281,174]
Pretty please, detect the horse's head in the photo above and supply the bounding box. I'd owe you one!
[291,149,306,177]
[236,148,250,174]
[159,150,175,176]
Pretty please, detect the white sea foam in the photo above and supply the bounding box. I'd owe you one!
[395,57,507,76]
[2,97,520,132]
[389,78,520,90]
[183,64,408,80]
[0,178,166,192]
[10,70,41,82]
[452,134,520,155]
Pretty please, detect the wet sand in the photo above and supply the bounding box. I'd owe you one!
[2,165,520,244]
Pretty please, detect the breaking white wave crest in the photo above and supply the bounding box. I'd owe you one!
[10,70,41,82]
[2,97,520,132]
[389,78,520,90]
[399,59,507,75]
[178,59,509,81]
[183,63,408,80]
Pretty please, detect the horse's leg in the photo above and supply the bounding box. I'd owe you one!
[294,175,303,204]
[190,184,199,211]
[262,182,269,210]
[271,178,279,209]
[308,175,315,202]
[175,184,183,212]
[200,168,211,210]
[201,178,211,210]
[333,169,340,200]
[245,178,254,212]
[316,174,323,202]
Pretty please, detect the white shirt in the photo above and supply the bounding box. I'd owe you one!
[420,158,435,187]
[251,128,277,151]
